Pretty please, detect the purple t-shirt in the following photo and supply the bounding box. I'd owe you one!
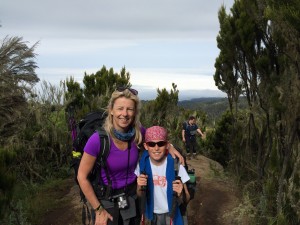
[84,128,145,189]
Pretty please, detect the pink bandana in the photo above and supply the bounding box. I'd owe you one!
[145,126,168,142]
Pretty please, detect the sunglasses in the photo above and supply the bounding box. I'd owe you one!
[146,141,167,147]
[116,86,138,95]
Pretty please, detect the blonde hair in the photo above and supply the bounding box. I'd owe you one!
[103,88,143,145]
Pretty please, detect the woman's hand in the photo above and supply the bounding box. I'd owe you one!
[172,180,183,197]
[95,209,113,225]
[168,144,185,166]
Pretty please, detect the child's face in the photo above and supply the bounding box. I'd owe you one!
[144,139,169,163]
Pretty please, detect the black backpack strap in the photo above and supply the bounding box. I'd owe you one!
[170,156,182,219]
[97,127,110,164]
[95,127,112,199]
[174,157,180,177]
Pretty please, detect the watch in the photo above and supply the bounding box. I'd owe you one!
[94,203,104,215]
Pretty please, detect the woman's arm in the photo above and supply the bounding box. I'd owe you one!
[77,152,113,223]
[77,152,99,208]
[168,144,185,165]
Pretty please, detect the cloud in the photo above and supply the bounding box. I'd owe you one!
[1,0,234,40]
[1,0,234,100]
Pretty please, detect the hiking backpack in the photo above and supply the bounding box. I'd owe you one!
[72,110,108,154]
[69,110,110,197]
[183,121,198,136]
[186,167,196,200]
[165,152,197,225]
[68,110,113,224]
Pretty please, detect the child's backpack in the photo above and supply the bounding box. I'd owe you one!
[173,145,197,200]
[172,146,197,221]
[185,164,197,201]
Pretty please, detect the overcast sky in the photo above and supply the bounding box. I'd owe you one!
[1,0,234,100]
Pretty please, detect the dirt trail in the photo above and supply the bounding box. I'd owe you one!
[186,155,240,225]
[42,155,240,225]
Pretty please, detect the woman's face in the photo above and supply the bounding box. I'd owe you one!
[111,96,136,132]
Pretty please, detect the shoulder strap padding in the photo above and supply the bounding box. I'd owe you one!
[97,127,110,164]
[94,127,112,199]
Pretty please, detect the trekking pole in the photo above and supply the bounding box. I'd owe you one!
[68,106,83,160]
[140,192,146,225]
[140,171,147,225]
[169,175,181,221]
[170,179,178,219]
[170,158,181,222]
[67,105,77,142]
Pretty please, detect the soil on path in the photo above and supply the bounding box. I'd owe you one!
[186,155,240,225]
[41,155,240,225]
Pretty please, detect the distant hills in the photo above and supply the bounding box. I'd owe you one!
[138,88,227,101]
[178,97,248,123]
[178,97,230,122]
[141,97,247,124]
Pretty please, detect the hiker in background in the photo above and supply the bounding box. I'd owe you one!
[77,87,184,225]
[182,116,204,159]
[136,126,190,225]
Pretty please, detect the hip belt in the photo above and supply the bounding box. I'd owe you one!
[94,180,137,200]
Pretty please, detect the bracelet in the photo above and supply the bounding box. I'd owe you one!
[94,203,104,215]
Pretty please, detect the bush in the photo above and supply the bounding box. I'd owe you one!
[204,111,234,167]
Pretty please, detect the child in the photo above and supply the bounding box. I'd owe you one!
[136,126,190,225]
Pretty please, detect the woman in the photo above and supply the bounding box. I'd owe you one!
[77,87,183,225]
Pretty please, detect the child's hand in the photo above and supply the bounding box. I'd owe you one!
[172,180,183,196]
[137,173,148,187]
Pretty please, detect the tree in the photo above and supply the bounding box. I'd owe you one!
[0,36,39,220]
[215,0,300,223]
[152,83,179,127]
[0,36,39,143]
[215,5,242,115]
[65,66,132,118]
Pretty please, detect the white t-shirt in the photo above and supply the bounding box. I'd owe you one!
[135,157,190,214]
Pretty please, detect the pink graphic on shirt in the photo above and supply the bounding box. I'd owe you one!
[153,175,167,187]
